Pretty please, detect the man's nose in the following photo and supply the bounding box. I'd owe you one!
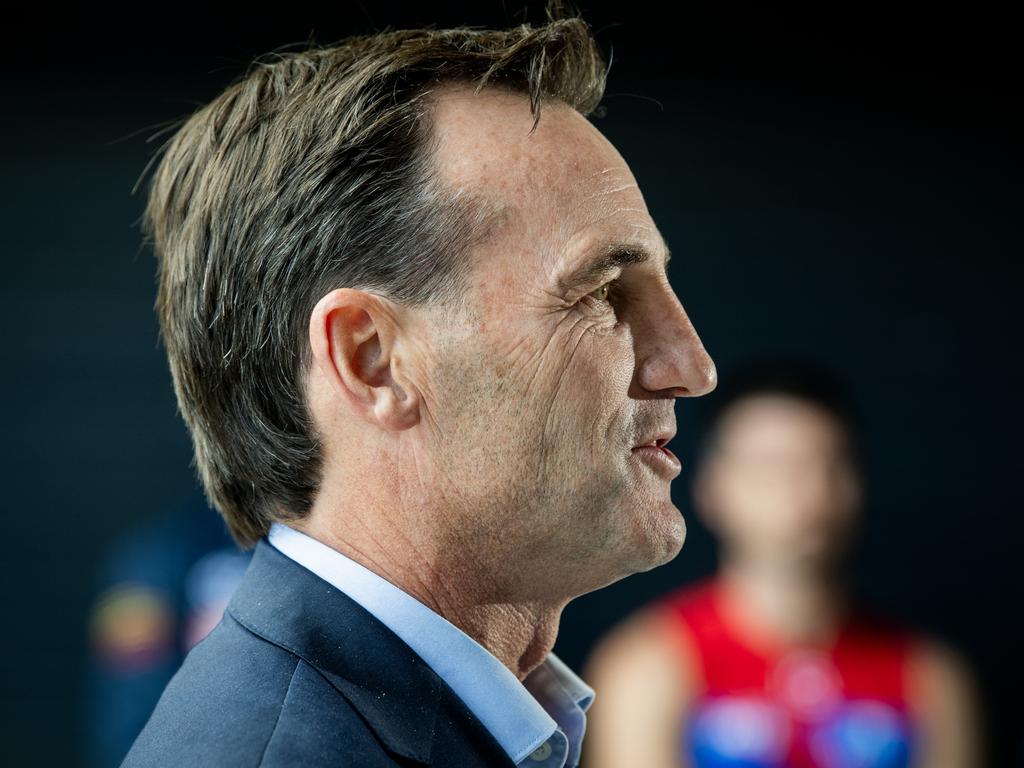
[631,289,717,398]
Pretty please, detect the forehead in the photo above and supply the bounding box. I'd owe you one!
[426,82,665,278]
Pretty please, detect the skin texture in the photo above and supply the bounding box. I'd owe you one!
[582,395,984,767]
[295,81,717,682]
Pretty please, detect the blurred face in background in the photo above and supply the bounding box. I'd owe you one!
[693,394,862,569]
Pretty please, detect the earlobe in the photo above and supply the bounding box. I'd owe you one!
[308,288,420,432]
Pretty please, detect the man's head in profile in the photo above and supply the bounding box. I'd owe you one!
[144,1,716,684]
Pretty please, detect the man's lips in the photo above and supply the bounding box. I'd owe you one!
[631,440,673,457]
[630,440,682,477]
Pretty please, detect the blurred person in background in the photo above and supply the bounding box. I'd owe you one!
[83,488,251,767]
[581,358,984,768]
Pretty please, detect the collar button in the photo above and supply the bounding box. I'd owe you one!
[529,741,553,761]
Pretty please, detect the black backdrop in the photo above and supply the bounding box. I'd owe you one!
[3,4,1020,766]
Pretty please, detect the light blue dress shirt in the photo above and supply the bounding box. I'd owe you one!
[267,522,595,768]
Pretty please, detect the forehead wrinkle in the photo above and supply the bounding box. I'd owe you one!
[576,177,640,202]
[558,181,666,245]
[596,183,640,196]
[551,222,674,295]
[432,89,668,292]
[569,176,647,236]
[569,191,645,230]
[562,202,664,259]
[557,166,673,277]
[586,165,631,182]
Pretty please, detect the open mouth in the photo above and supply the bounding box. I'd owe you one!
[633,437,670,452]
[631,438,682,477]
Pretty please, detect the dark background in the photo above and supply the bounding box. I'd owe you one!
[3,3,1020,765]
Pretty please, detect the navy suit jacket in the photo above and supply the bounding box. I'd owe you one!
[121,536,519,767]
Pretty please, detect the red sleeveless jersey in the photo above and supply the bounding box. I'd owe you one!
[652,578,917,768]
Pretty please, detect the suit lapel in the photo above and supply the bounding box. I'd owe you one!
[226,538,516,767]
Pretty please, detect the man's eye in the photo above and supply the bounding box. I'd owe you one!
[588,281,613,303]
[576,278,622,316]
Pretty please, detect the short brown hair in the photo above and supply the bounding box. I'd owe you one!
[141,1,608,548]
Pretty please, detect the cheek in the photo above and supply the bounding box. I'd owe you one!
[442,312,636,461]
[573,319,635,397]
[560,322,635,444]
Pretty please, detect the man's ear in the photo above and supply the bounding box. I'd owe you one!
[308,288,420,432]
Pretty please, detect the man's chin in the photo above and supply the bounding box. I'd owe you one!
[656,512,688,564]
[575,496,686,591]
[628,502,687,573]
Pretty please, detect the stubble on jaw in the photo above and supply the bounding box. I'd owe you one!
[416,300,639,602]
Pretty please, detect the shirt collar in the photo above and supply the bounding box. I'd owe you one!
[267,522,595,765]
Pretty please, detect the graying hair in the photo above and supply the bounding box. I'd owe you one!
[140,1,609,548]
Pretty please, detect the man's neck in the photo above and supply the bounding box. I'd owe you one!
[289,516,565,682]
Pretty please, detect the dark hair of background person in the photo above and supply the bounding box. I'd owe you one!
[140,0,607,549]
[693,355,865,472]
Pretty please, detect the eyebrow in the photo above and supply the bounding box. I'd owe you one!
[557,238,673,292]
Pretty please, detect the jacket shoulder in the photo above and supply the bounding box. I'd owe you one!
[121,613,401,767]
[258,658,407,767]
